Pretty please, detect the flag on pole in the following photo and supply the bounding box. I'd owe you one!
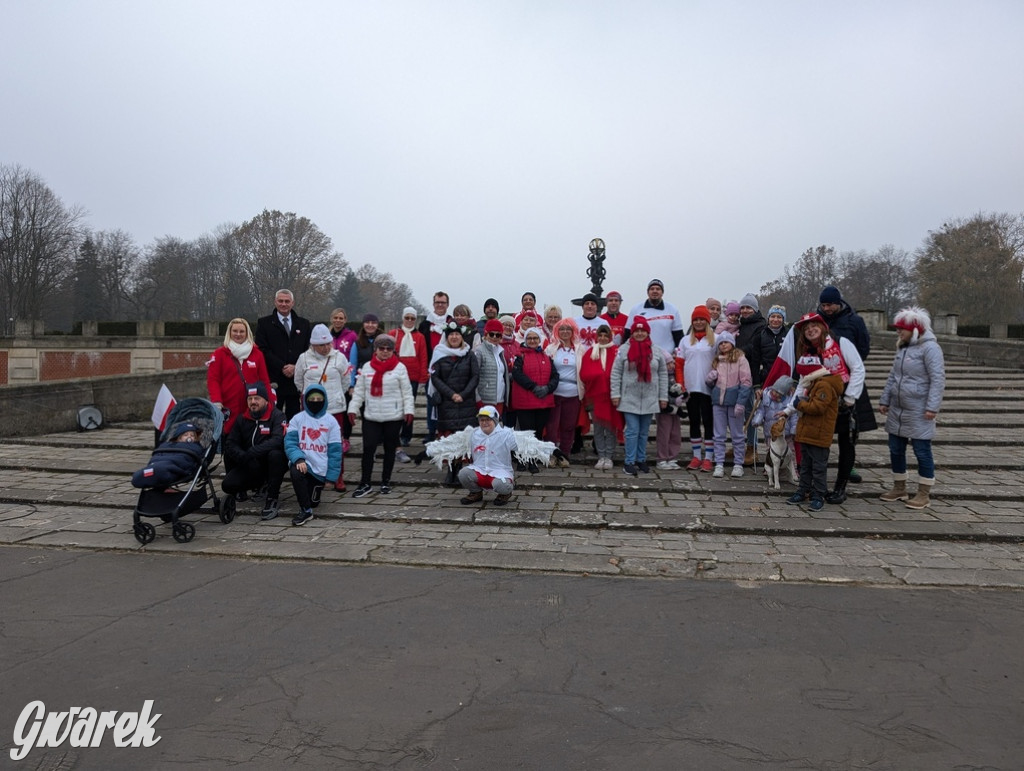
[151,384,176,431]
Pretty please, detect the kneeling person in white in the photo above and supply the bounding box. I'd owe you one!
[458,406,517,506]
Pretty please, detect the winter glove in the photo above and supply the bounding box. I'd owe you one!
[733,403,745,418]
[752,412,764,427]
[705,369,719,385]
[532,386,547,398]
[404,414,414,425]
[668,382,684,397]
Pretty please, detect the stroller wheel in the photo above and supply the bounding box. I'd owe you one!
[172,522,196,543]
[133,522,156,545]
[218,495,236,524]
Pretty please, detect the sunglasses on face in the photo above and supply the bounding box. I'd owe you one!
[486,332,502,338]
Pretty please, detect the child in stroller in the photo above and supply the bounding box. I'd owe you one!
[132,422,205,490]
[131,397,233,545]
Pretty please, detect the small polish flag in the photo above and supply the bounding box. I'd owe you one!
[143,468,155,477]
[151,384,177,431]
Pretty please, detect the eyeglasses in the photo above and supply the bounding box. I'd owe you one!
[377,346,394,351]
[486,332,502,338]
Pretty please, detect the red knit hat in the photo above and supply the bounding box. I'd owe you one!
[691,305,712,323]
[484,319,504,335]
[631,316,651,333]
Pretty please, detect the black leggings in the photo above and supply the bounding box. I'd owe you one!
[834,405,856,483]
[515,409,551,441]
[361,419,403,485]
[686,392,714,441]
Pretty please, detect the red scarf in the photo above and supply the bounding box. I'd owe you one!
[795,335,851,383]
[369,354,400,396]
[628,337,653,382]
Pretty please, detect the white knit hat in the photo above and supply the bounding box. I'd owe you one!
[310,324,332,345]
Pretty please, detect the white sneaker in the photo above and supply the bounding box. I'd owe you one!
[594,459,605,470]
[656,460,672,470]
[664,460,680,470]
[732,465,744,478]
[713,465,724,478]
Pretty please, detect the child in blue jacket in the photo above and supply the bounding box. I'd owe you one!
[284,384,342,526]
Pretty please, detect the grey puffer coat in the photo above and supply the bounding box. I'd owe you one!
[610,341,669,415]
[879,330,945,440]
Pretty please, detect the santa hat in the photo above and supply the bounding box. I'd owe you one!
[892,306,931,343]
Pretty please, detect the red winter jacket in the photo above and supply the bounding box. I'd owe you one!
[510,347,558,410]
[393,328,429,383]
[207,346,273,433]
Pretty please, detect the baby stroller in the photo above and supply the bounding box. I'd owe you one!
[131,397,235,544]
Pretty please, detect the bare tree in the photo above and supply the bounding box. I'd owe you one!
[760,245,841,317]
[229,209,348,315]
[839,245,916,318]
[0,165,84,327]
[916,212,1024,324]
[132,237,200,320]
[353,263,421,321]
[89,229,140,320]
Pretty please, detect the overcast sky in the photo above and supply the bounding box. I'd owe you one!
[4,0,1023,318]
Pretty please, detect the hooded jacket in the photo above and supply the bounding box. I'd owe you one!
[794,368,844,448]
[879,329,945,440]
[284,384,342,482]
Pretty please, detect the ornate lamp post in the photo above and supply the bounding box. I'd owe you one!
[571,238,608,308]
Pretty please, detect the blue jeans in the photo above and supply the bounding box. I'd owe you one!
[623,412,652,465]
[888,435,935,479]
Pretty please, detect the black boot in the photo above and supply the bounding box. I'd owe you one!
[826,479,848,505]
[413,450,428,466]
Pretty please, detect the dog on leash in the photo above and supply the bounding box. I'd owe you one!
[764,416,797,490]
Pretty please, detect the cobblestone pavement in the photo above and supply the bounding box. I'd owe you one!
[1,364,1021,587]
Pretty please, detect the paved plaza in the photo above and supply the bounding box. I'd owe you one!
[1,362,1021,588]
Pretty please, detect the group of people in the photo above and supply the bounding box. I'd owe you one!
[200,281,946,520]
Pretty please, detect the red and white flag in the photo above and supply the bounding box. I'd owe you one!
[151,384,176,430]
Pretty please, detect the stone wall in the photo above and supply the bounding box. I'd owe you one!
[0,368,209,438]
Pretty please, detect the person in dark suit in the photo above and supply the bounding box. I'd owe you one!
[254,289,312,418]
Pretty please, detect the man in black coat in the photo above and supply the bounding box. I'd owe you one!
[816,285,870,362]
[254,289,312,418]
[222,383,289,520]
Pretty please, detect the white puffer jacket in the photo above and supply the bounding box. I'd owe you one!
[294,348,351,414]
[348,360,415,422]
